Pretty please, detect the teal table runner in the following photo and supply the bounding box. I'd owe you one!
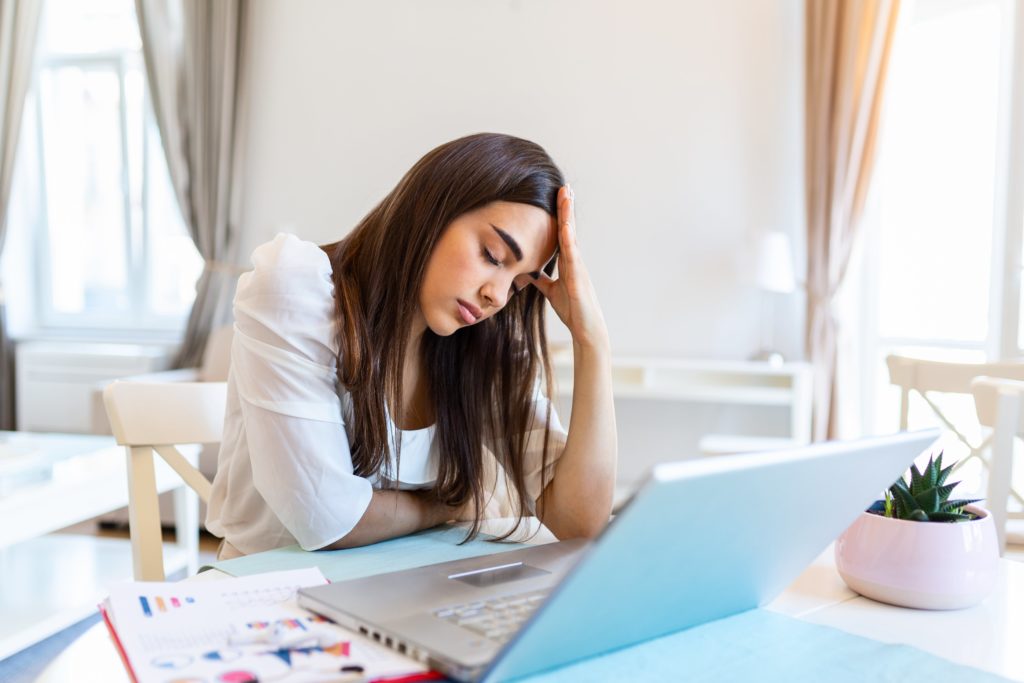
[517,608,1012,682]
[205,525,528,582]
[205,527,1012,682]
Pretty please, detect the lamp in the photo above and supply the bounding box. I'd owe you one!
[751,231,796,366]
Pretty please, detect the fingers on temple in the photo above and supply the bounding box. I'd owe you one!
[560,186,574,229]
[557,185,577,257]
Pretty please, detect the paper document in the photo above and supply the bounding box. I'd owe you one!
[103,568,430,683]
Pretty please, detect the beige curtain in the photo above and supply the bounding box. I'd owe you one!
[805,0,900,440]
[136,0,248,368]
[0,0,42,429]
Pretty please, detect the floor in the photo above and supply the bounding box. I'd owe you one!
[57,517,222,563]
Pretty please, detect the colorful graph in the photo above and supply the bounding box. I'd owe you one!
[244,614,330,630]
[139,594,196,617]
[263,640,352,666]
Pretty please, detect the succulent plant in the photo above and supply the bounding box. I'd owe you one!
[880,451,980,522]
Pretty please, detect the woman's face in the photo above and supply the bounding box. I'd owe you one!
[417,200,558,337]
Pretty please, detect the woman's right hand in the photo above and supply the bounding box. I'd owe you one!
[530,186,610,353]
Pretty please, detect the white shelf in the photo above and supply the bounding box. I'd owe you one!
[606,385,796,406]
[551,355,813,448]
[697,435,800,456]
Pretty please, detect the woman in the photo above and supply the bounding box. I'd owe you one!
[206,133,616,558]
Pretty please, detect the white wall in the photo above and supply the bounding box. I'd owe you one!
[237,0,805,360]
[237,0,806,478]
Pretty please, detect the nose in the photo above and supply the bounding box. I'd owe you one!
[481,278,510,310]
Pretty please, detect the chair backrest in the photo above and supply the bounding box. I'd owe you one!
[886,354,1024,431]
[972,376,1024,431]
[103,380,227,580]
[887,355,1024,395]
[105,381,226,448]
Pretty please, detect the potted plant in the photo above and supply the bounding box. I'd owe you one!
[834,452,999,610]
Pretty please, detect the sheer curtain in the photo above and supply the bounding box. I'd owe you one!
[804,0,901,440]
[135,0,249,368]
[0,0,42,429]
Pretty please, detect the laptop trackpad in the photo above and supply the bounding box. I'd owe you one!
[448,561,550,588]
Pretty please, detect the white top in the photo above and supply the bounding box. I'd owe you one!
[206,234,567,555]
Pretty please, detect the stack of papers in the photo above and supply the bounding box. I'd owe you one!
[101,568,437,683]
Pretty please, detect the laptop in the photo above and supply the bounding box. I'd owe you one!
[298,430,940,682]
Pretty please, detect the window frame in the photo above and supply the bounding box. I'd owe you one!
[996,0,1024,358]
[857,0,1019,436]
[29,33,192,333]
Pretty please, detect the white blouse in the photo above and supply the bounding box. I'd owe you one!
[205,233,567,556]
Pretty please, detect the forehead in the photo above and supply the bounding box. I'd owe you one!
[470,201,558,267]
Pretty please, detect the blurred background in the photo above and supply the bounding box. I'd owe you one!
[3,0,1024,674]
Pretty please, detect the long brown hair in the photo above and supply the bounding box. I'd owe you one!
[321,133,564,541]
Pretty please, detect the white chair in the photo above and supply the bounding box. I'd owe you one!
[91,325,233,432]
[886,354,1024,469]
[92,325,233,531]
[972,376,1024,553]
[103,381,227,581]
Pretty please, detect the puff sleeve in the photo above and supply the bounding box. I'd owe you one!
[227,233,373,550]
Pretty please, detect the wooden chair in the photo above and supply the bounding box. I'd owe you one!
[103,381,227,581]
[972,376,1024,553]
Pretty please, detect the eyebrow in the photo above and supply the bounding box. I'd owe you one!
[490,222,557,281]
[490,224,523,262]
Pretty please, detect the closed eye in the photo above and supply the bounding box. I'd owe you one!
[483,246,534,295]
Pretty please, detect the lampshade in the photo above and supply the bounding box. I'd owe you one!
[755,231,796,294]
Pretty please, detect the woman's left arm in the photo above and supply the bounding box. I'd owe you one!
[532,185,618,539]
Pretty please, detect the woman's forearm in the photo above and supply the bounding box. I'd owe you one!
[323,344,618,549]
[537,342,618,539]
[321,489,456,550]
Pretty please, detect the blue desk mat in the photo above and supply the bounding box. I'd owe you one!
[518,607,1012,683]
[205,525,528,581]
[206,528,1012,682]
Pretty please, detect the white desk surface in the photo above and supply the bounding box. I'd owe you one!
[791,558,1024,681]
[0,431,184,548]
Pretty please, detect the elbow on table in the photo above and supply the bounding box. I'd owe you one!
[316,529,376,551]
[547,512,611,541]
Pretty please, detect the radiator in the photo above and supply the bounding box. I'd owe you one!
[15,341,174,433]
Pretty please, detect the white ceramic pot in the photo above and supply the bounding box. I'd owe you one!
[834,504,999,610]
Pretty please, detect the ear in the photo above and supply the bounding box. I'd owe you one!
[529,272,557,298]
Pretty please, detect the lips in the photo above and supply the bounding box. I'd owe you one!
[457,299,482,324]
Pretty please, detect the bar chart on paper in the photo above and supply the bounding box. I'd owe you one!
[138,594,196,617]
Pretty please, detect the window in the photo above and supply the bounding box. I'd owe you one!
[858,0,1017,487]
[22,0,201,331]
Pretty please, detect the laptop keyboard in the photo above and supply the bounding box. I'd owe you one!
[433,590,549,643]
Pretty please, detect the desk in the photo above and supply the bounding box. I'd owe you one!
[0,431,188,659]
[34,528,1024,682]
